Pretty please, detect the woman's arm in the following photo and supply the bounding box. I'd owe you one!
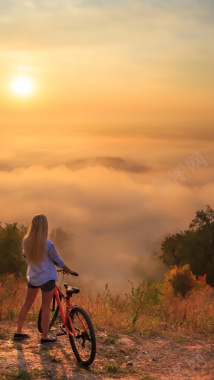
[47,240,78,275]
[61,264,78,276]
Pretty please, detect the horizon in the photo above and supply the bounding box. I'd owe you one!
[0,0,213,290]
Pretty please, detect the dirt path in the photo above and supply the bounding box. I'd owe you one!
[0,321,213,379]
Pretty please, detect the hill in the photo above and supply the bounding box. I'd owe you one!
[0,321,213,380]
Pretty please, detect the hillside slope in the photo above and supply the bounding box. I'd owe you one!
[0,321,213,380]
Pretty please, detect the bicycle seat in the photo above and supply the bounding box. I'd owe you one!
[64,284,80,296]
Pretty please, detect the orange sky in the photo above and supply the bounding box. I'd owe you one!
[0,1,213,289]
[1,1,214,133]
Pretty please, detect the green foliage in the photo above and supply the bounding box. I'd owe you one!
[105,363,135,375]
[105,363,123,374]
[103,331,119,344]
[164,265,212,298]
[0,223,27,276]
[95,283,114,311]
[0,272,214,335]
[189,205,214,230]
[125,280,161,326]
[0,223,72,277]
[160,205,214,287]
[0,369,52,379]
[165,264,196,297]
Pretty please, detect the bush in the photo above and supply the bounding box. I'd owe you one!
[0,223,27,276]
[165,264,197,297]
[165,265,212,298]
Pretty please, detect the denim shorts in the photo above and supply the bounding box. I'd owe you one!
[27,280,56,292]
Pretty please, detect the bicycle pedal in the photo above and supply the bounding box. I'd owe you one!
[56,325,67,336]
[56,332,67,336]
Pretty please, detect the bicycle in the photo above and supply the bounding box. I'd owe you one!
[37,270,96,367]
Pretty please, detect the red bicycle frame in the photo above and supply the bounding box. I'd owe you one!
[53,284,87,338]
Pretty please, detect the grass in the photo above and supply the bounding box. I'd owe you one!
[0,327,9,340]
[105,363,124,374]
[102,332,120,345]
[0,369,52,380]
[50,355,62,363]
[90,362,136,376]
[140,375,154,380]
[105,362,135,374]
[0,274,41,322]
[0,273,214,337]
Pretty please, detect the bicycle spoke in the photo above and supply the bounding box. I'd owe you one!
[68,307,96,366]
[73,315,92,359]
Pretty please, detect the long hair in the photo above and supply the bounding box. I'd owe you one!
[23,214,48,264]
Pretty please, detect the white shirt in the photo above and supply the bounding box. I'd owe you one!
[24,239,65,286]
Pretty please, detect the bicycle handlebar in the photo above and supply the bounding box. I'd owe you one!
[71,272,79,276]
[57,269,79,276]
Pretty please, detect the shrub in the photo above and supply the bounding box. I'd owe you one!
[165,264,197,297]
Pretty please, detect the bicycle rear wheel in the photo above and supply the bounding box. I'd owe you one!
[37,294,60,333]
[68,306,96,367]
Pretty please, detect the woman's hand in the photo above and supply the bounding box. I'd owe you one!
[62,264,79,276]
[67,269,79,276]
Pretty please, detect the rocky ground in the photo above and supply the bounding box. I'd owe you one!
[0,321,213,379]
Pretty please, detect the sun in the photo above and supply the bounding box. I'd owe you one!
[9,75,35,97]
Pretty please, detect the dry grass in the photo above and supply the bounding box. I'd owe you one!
[0,274,41,321]
[0,274,213,336]
[163,289,214,332]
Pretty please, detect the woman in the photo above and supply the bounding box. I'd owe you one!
[14,214,78,344]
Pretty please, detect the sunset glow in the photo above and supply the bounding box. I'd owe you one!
[0,0,214,289]
[9,75,35,97]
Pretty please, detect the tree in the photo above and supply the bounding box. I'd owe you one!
[0,223,27,276]
[189,205,214,230]
[160,205,214,287]
[0,223,73,276]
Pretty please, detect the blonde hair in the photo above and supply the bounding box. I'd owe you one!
[23,214,48,264]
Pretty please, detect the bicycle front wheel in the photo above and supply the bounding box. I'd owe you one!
[37,294,60,333]
[68,306,96,367]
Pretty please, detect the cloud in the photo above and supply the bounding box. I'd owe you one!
[66,156,149,173]
[1,0,213,54]
[0,0,213,292]
[0,160,213,291]
[0,162,14,172]
[0,155,149,174]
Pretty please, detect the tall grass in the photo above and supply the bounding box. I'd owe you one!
[0,274,41,321]
[0,270,213,335]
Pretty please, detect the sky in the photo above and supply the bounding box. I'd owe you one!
[0,0,213,290]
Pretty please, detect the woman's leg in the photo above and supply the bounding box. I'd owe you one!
[41,288,55,339]
[16,287,39,333]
